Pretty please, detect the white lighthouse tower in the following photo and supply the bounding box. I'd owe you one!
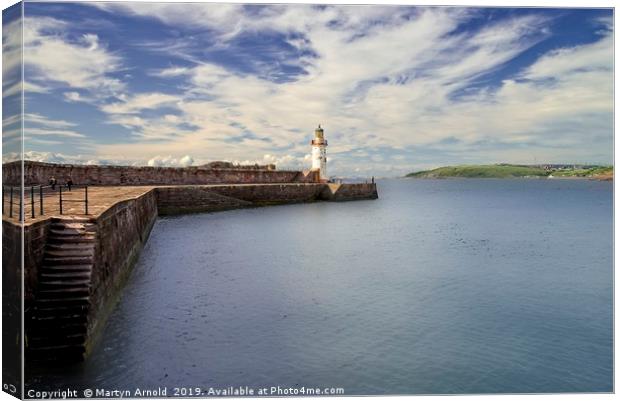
[311,124,328,181]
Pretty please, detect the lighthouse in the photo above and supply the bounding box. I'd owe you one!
[311,124,328,181]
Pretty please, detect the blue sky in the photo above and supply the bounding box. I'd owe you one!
[2,2,614,176]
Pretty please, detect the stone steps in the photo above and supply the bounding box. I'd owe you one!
[40,264,92,272]
[45,246,95,258]
[39,279,91,288]
[31,321,88,333]
[49,228,96,237]
[40,271,91,280]
[35,314,88,324]
[47,235,95,244]
[35,296,91,305]
[30,332,87,347]
[43,256,94,266]
[38,287,91,298]
[52,216,92,222]
[27,345,87,362]
[46,242,95,251]
[51,220,96,227]
[34,304,89,317]
[28,217,97,361]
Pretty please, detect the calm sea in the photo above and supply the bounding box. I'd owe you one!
[28,179,613,395]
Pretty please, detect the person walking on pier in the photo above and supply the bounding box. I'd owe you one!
[49,176,57,190]
[66,177,73,191]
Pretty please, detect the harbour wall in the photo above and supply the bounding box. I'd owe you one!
[1,219,23,395]
[321,183,379,201]
[3,219,51,305]
[86,189,158,355]
[155,183,379,214]
[156,184,326,215]
[23,220,51,303]
[12,182,377,361]
[2,220,22,300]
[3,161,319,186]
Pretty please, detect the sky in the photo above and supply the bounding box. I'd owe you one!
[1,2,614,177]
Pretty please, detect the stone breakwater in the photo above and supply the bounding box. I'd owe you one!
[5,182,377,361]
[3,161,319,186]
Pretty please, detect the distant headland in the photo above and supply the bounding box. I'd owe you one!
[406,164,613,180]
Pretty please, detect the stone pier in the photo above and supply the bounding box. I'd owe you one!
[4,181,378,361]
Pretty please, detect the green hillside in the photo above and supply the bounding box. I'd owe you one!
[406,164,613,179]
[406,164,549,179]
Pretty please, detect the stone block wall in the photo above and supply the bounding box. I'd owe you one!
[3,161,319,186]
[320,183,379,201]
[156,186,253,215]
[23,220,51,303]
[156,184,327,215]
[2,219,21,300]
[2,219,22,395]
[209,183,326,204]
[3,219,51,305]
[86,190,158,354]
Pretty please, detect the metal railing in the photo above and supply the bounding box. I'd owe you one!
[2,186,22,220]
[58,184,89,216]
[2,184,89,221]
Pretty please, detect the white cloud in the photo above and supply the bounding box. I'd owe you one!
[17,6,614,176]
[3,17,23,90]
[147,155,195,167]
[101,93,180,115]
[149,66,191,78]
[64,92,81,102]
[3,150,187,167]
[4,151,88,164]
[179,155,194,167]
[81,33,100,51]
[3,80,50,97]
[63,91,90,102]
[3,112,86,144]
[11,113,89,144]
[92,3,245,42]
[99,8,612,173]
[235,154,307,170]
[2,127,21,141]
[25,113,77,129]
[3,114,21,128]
[522,34,612,80]
[23,16,124,97]
[118,10,546,154]
[26,128,85,138]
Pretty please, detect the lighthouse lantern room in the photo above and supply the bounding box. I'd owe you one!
[311,124,328,181]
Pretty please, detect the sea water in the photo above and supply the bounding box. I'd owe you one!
[27,179,613,395]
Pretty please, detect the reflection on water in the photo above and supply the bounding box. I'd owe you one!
[27,179,613,394]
